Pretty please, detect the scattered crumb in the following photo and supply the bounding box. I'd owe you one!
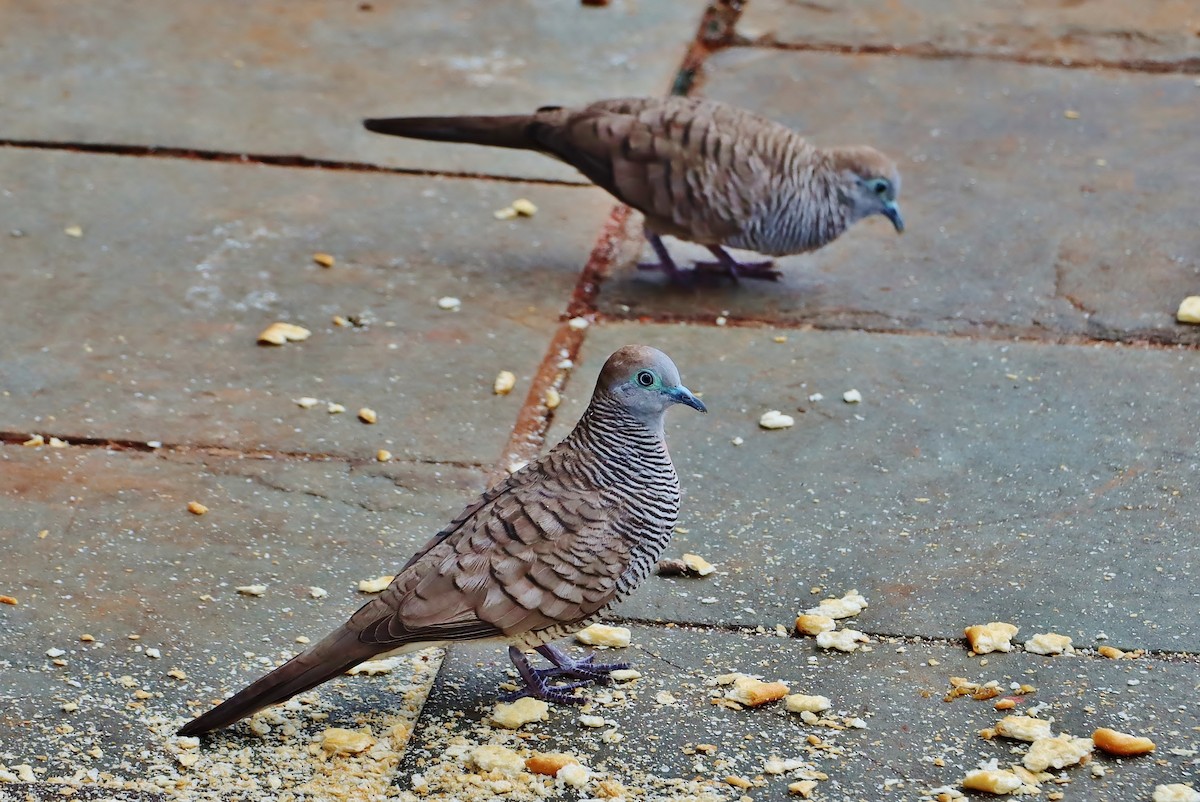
[357,407,378,424]
[48,436,68,448]
[785,694,832,714]
[64,225,84,237]
[557,762,590,787]
[962,768,1023,795]
[491,697,550,729]
[295,396,320,409]
[788,779,818,797]
[327,402,346,414]
[795,614,836,636]
[437,296,462,311]
[347,657,405,676]
[995,715,1053,742]
[1155,784,1200,802]
[965,622,1019,654]
[493,206,518,220]
[186,501,209,516]
[567,316,589,331]
[1023,734,1093,771]
[376,449,392,462]
[578,714,606,728]
[23,434,45,447]
[493,370,517,395]
[1024,632,1073,655]
[544,387,561,409]
[1175,296,1200,324]
[320,727,375,755]
[257,321,311,345]
[842,388,862,404]
[357,575,394,593]
[309,586,328,599]
[816,629,869,652]
[1092,727,1155,756]
[575,623,631,648]
[758,410,795,430]
[0,595,17,605]
[235,584,267,597]
[806,590,868,619]
[726,677,789,707]
[525,752,578,776]
[511,199,537,216]
[469,745,525,774]
[312,252,335,268]
[1097,644,1125,659]
[1064,109,1081,119]
[682,553,716,576]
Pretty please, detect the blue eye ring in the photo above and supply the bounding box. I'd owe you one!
[636,370,655,387]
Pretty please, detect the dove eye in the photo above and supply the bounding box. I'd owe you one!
[872,179,890,196]
[636,370,655,387]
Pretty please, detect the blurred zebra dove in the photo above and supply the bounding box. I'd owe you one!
[364,96,902,282]
[177,345,705,736]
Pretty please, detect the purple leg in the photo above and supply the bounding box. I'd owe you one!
[535,644,629,682]
[693,245,781,282]
[637,231,687,282]
[501,645,591,705]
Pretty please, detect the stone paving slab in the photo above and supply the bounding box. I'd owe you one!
[0,148,610,463]
[396,624,1200,801]
[0,443,485,792]
[739,0,1200,68]
[0,0,700,181]
[547,323,1200,652]
[601,50,1200,344]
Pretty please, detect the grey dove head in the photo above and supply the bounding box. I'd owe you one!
[594,345,706,427]
[829,146,904,234]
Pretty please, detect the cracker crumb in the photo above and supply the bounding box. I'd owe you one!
[726,676,789,707]
[493,370,517,395]
[995,715,1053,742]
[815,629,869,652]
[1024,632,1074,655]
[788,779,818,797]
[186,501,209,516]
[965,622,1019,654]
[320,727,375,755]
[1092,727,1155,756]
[357,407,378,424]
[758,410,795,430]
[1177,296,1200,324]
[806,590,868,619]
[357,575,394,593]
[525,752,578,776]
[1097,644,1125,659]
[312,252,335,268]
[575,623,631,648]
[235,584,267,596]
[491,697,550,729]
[682,553,716,576]
[1154,784,1200,802]
[257,321,311,345]
[1023,734,1093,771]
[795,614,836,635]
[469,744,525,774]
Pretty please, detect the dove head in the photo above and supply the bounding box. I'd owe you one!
[594,345,706,429]
[830,146,904,234]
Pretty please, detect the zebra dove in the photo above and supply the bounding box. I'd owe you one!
[177,345,705,736]
[364,96,902,282]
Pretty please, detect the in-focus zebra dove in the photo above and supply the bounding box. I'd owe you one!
[177,345,705,736]
[364,96,902,282]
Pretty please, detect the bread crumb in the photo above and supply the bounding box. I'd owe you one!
[357,575,394,593]
[1154,784,1200,802]
[1177,296,1200,324]
[965,622,1019,654]
[575,623,631,648]
[579,714,606,728]
[376,449,392,462]
[815,629,869,652]
[0,595,17,605]
[1023,734,1093,771]
[544,387,561,409]
[312,252,335,268]
[842,388,862,404]
[726,677,789,707]
[469,745,524,774]
[347,657,404,676]
[511,199,538,217]
[1092,727,1155,756]
[187,501,209,516]
[962,768,1022,794]
[567,316,589,331]
[257,322,311,345]
[23,434,45,447]
[320,727,375,755]
[758,410,795,430]
[64,225,84,238]
[327,402,346,414]
[357,407,378,424]
[295,396,320,409]
[493,370,517,395]
[525,752,578,776]
[1024,632,1074,655]
[995,715,1053,742]
[309,586,327,599]
[682,553,716,576]
[235,584,267,596]
[437,296,462,311]
[785,694,832,714]
[795,614,836,635]
[491,697,550,729]
[788,779,818,797]
[806,590,868,619]
[654,690,678,705]
[1097,645,1125,659]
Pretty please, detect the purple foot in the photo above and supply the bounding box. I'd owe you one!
[502,646,591,705]
[695,245,781,282]
[638,232,695,286]
[536,644,629,684]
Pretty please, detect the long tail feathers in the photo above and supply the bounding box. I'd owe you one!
[362,114,538,150]
[176,626,374,737]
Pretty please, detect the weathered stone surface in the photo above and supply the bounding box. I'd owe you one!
[0,444,480,791]
[0,0,700,181]
[547,323,1200,652]
[400,625,1200,801]
[601,50,1200,344]
[0,149,609,463]
[740,0,1200,68]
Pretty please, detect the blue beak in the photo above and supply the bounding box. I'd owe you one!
[671,385,707,413]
